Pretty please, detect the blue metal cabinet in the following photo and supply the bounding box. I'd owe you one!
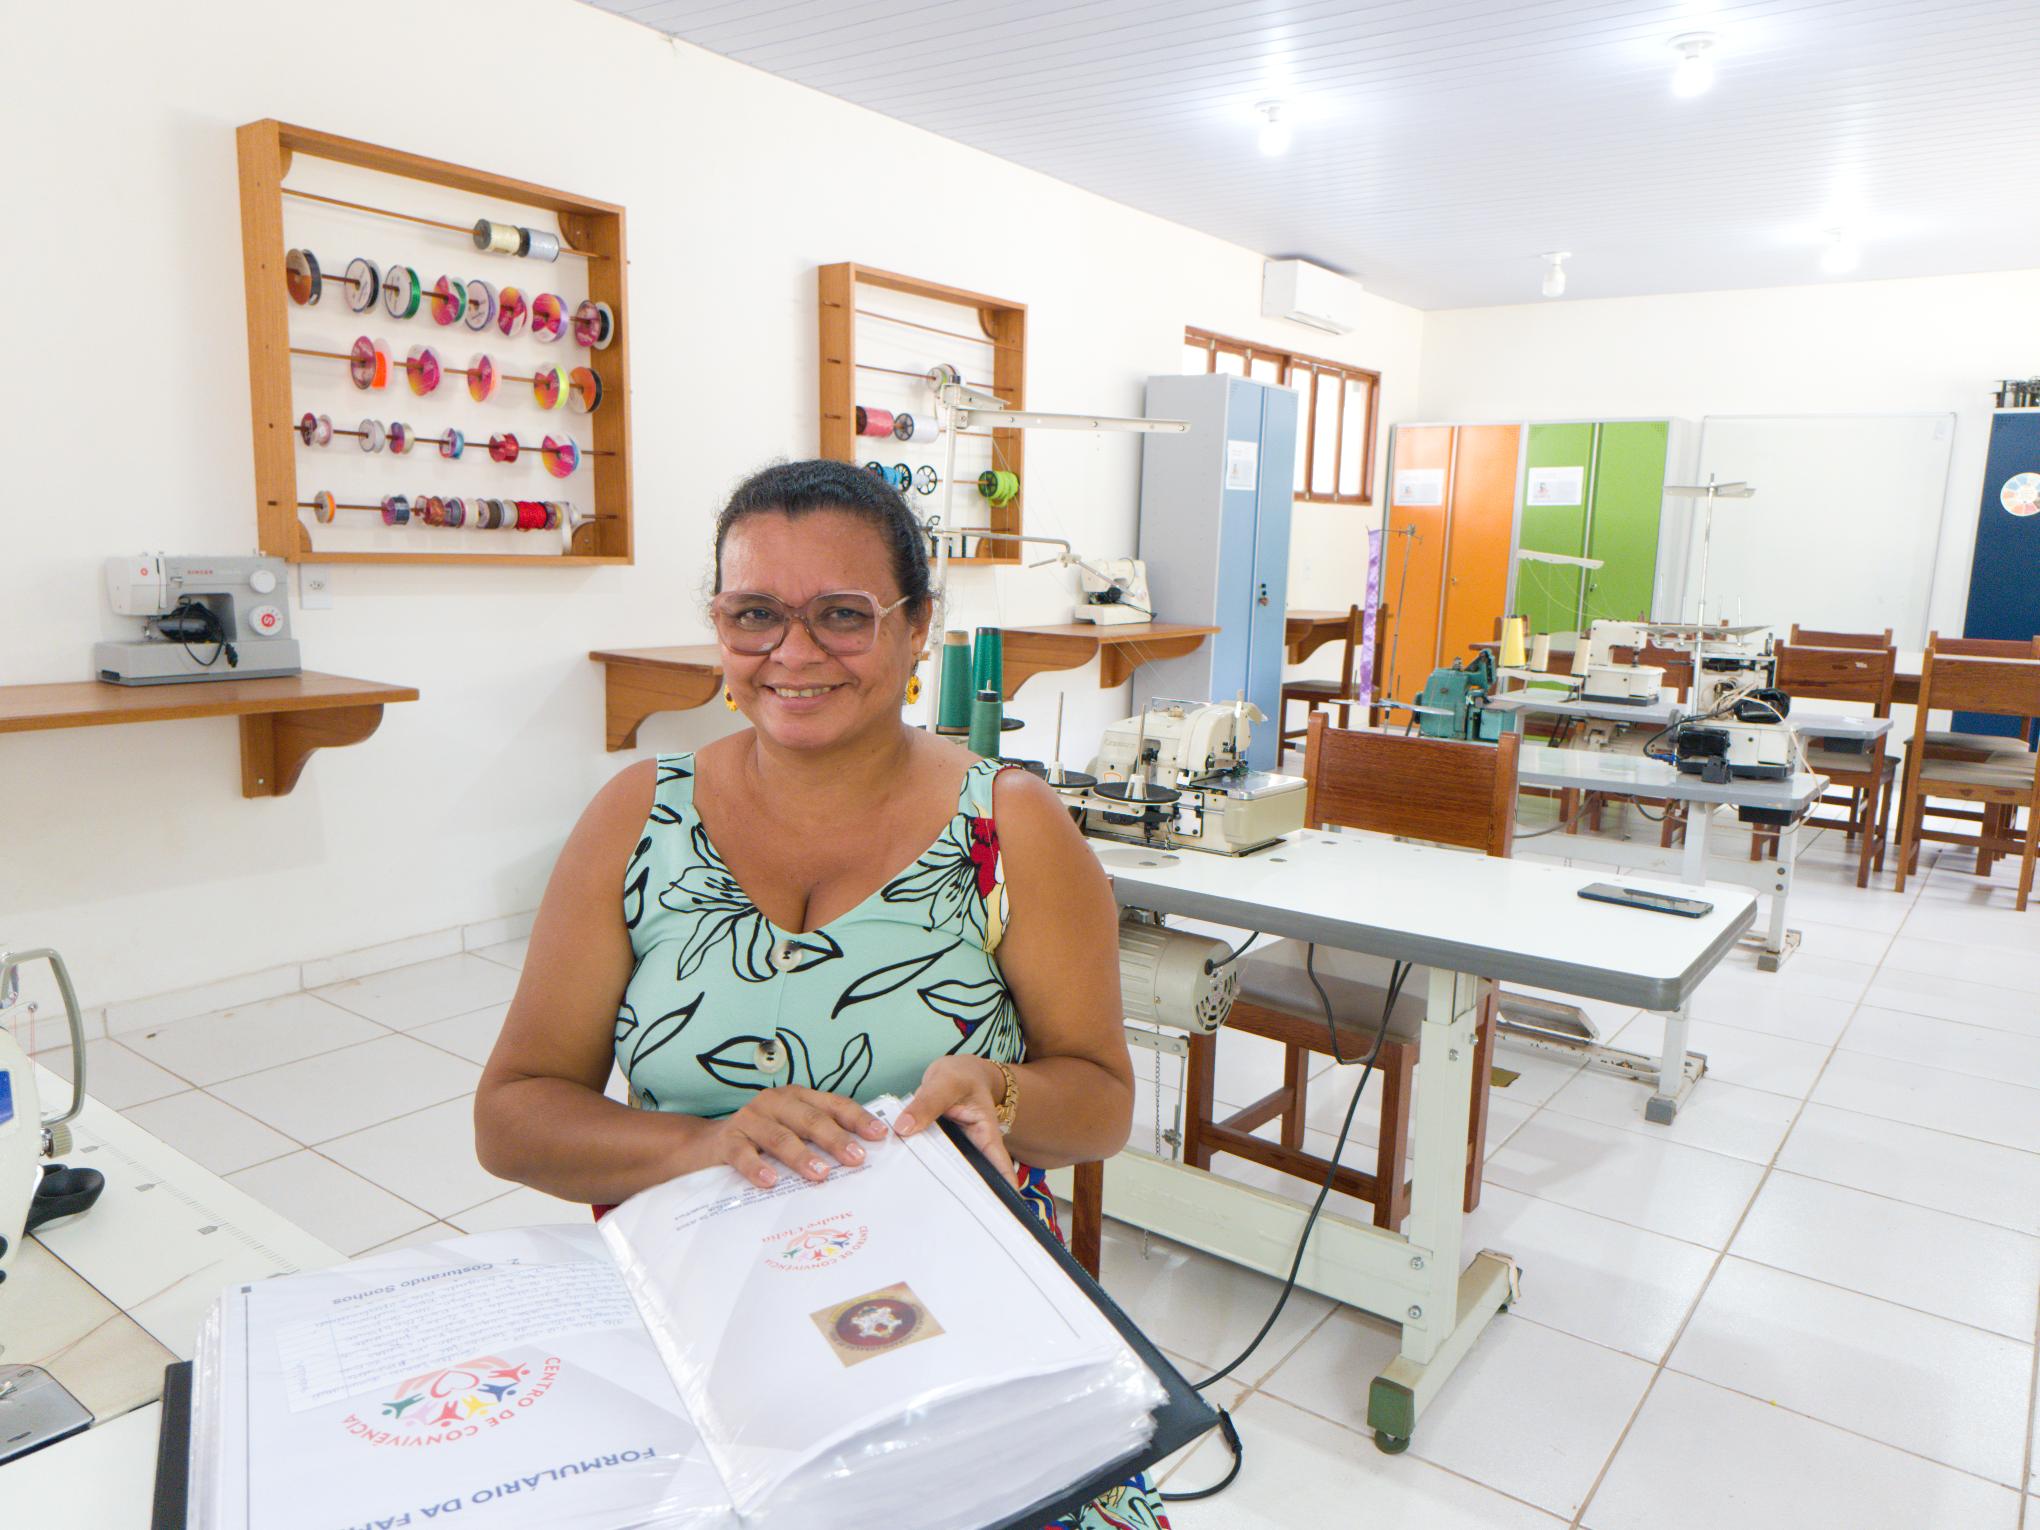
[1956,410,2040,742]
[1134,375,1300,769]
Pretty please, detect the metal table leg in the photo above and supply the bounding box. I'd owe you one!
[1756,815,1803,972]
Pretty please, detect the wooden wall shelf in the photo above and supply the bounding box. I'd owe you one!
[0,673,419,797]
[817,262,1025,567]
[237,119,633,566]
[589,646,723,751]
[998,623,1221,697]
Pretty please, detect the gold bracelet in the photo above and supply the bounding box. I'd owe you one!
[993,1061,1019,1136]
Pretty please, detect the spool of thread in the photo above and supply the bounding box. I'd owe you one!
[1499,615,1528,669]
[971,627,1003,696]
[968,687,1003,756]
[977,469,1020,507]
[1530,633,1551,671]
[938,631,974,729]
[857,406,896,438]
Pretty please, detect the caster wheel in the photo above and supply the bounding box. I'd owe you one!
[1373,1431,1410,1456]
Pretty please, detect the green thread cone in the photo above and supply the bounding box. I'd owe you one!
[968,687,1003,756]
[972,626,1003,696]
[938,630,974,729]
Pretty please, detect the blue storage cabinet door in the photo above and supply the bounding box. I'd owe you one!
[1956,411,2040,741]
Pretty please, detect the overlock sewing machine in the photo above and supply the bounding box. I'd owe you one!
[93,554,302,685]
[1667,624,1795,782]
[1083,699,1306,854]
[1412,650,1507,741]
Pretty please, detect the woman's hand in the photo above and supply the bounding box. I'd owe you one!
[711,1087,889,1188]
[896,1056,1016,1182]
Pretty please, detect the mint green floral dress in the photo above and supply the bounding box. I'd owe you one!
[617,753,1171,1530]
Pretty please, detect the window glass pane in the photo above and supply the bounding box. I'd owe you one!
[1214,347,1246,377]
[1338,375,1369,498]
[1310,372,1341,496]
[1288,369,1311,492]
[1182,340,1210,375]
[1249,353,1281,385]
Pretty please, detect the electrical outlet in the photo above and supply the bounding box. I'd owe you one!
[300,565,333,610]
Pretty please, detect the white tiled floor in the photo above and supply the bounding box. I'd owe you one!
[43,821,2040,1525]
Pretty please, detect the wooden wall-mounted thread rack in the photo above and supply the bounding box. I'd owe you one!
[817,263,1026,567]
[237,119,634,566]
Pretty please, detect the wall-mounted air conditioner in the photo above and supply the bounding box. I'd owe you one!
[1260,259,1365,335]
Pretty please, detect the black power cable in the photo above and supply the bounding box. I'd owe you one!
[1161,948,1410,1504]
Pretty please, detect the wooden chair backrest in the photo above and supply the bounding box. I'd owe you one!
[1789,624,1892,649]
[1916,633,2040,721]
[1776,641,1897,713]
[1303,712,1519,857]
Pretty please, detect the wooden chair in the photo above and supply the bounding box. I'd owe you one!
[1789,625,1892,649]
[1179,717,1517,1230]
[1892,634,2040,909]
[1280,604,1364,748]
[1749,641,1899,886]
[1915,636,2038,761]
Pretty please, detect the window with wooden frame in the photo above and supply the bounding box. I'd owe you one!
[1182,327,1380,506]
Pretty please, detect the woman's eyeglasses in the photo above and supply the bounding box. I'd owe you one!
[709,590,913,657]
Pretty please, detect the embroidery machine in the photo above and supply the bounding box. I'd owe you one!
[1083,698,1306,855]
[1578,620,1665,704]
[93,554,302,686]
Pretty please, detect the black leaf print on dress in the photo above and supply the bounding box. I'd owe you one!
[831,945,953,1017]
[811,1033,875,1095]
[697,1029,813,1093]
[620,997,702,1075]
[659,822,779,982]
[777,930,846,971]
[879,820,989,941]
[623,836,652,929]
[648,802,686,827]
[655,759,692,786]
[921,978,1020,1058]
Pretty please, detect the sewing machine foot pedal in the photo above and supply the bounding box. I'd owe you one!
[25,1164,104,1235]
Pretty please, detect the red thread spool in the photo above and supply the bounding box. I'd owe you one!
[857,406,896,438]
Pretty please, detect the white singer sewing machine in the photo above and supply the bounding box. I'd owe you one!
[1070,558,1152,627]
[1083,699,1306,855]
[93,555,302,686]
[1578,620,1665,704]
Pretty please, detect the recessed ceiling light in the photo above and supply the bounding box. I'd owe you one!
[1670,32,1716,98]
[1256,100,1292,157]
[1820,229,1860,275]
[1541,252,1571,298]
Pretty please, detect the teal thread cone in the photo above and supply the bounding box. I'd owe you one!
[971,626,1003,696]
[938,630,974,730]
[968,688,1003,757]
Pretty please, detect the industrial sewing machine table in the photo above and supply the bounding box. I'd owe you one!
[1063,829,1753,1453]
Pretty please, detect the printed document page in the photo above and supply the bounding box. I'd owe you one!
[195,1225,736,1530]
[599,1099,1159,1520]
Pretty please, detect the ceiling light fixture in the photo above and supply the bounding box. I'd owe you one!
[1670,32,1717,98]
[1256,100,1292,157]
[1541,252,1571,298]
[1820,228,1860,276]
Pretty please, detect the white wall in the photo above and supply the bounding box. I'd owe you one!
[1417,270,2040,636]
[3,0,1422,1005]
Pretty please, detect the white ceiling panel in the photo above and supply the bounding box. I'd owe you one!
[587,0,2040,309]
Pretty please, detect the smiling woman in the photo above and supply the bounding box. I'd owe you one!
[472,458,1158,1529]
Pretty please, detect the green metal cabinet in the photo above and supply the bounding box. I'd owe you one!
[1513,420,1675,634]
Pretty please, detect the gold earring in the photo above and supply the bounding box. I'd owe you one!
[905,671,923,705]
[723,687,738,712]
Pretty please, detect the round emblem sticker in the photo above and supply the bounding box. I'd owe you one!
[835,1295,920,1351]
[2003,472,2040,518]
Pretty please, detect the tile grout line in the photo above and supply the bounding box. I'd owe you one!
[1567,847,1920,1528]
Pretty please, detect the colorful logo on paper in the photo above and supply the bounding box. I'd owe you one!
[379,1355,529,1432]
[763,1216,868,1272]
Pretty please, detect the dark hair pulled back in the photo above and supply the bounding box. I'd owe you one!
[712,459,933,619]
